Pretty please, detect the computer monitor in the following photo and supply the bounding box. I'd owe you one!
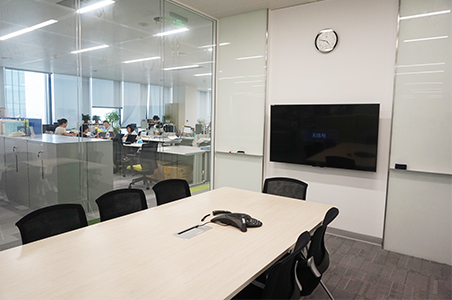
[195,123,203,134]
[124,134,137,144]
[164,124,175,133]
[42,124,57,133]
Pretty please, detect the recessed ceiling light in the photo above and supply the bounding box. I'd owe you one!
[404,36,448,43]
[236,55,263,60]
[399,10,450,20]
[396,62,445,68]
[194,73,212,77]
[76,0,115,14]
[154,28,189,37]
[396,70,444,75]
[0,19,58,41]
[71,45,109,54]
[123,56,160,64]
[163,64,199,71]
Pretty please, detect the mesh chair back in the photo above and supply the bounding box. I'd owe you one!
[308,207,339,273]
[152,179,191,206]
[15,204,88,244]
[263,177,308,200]
[262,231,311,299]
[113,134,124,163]
[139,142,158,172]
[95,188,147,222]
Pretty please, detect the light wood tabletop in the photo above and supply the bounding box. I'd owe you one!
[0,187,334,300]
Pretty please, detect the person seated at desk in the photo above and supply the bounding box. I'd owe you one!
[122,124,138,142]
[55,118,77,136]
[77,124,91,137]
[103,120,114,134]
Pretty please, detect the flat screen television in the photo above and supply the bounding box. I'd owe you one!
[270,104,380,172]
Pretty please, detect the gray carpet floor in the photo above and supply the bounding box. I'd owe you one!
[303,234,451,299]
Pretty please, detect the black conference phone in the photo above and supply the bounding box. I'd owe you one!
[210,210,262,232]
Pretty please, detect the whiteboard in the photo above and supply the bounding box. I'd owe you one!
[389,3,451,175]
[216,10,267,156]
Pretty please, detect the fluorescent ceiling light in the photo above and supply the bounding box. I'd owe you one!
[404,36,448,43]
[194,73,212,77]
[0,19,58,41]
[404,82,443,85]
[400,10,450,20]
[396,70,444,75]
[198,44,215,49]
[76,0,115,14]
[198,42,230,49]
[219,76,245,80]
[397,62,445,68]
[163,64,199,71]
[236,55,263,60]
[154,28,189,37]
[195,61,214,65]
[71,44,109,54]
[235,80,263,84]
[123,56,160,64]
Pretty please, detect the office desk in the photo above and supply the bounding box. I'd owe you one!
[124,144,209,184]
[140,135,182,145]
[0,187,333,300]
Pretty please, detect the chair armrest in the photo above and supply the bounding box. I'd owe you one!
[307,256,321,278]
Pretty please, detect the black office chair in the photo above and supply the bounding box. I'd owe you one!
[234,231,311,300]
[152,179,191,206]
[262,177,308,200]
[15,204,88,244]
[128,142,159,189]
[112,134,125,174]
[95,188,148,222]
[297,207,339,299]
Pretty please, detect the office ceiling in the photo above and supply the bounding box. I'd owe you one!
[0,0,320,88]
[175,0,321,19]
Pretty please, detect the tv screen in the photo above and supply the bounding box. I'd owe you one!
[270,104,380,172]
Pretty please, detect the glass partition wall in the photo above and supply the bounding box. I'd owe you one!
[0,0,215,251]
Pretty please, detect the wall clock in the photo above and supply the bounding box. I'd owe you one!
[315,29,338,53]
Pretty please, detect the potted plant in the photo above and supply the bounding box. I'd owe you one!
[105,111,120,127]
[92,115,101,124]
[81,114,91,124]
[163,114,173,124]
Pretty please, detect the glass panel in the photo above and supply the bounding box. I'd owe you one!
[0,0,83,250]
[158,0,215,191]
[0,0,215,251]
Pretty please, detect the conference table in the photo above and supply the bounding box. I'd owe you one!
[0,187,334,299]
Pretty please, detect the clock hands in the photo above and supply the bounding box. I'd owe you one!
[319,39,331,46]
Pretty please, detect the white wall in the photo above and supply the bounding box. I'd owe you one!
[266,0,398,239]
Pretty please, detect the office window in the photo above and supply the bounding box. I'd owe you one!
[3,69,48,120]
[53,74,79,129]
[197,90,211,124]
[122,82,144,126]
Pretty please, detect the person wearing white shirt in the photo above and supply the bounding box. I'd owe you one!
[103,120,113,133]
[55,118,76,136]
[122,124,138,142]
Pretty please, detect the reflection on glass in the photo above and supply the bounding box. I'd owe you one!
[0,0,215,250]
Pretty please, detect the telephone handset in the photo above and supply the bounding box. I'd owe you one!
[211,212,262,232]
